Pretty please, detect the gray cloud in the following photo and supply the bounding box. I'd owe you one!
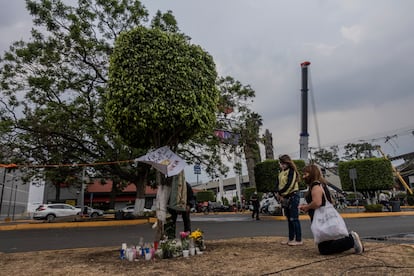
[1,0,413,167]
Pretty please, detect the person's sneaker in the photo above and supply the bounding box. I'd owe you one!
[350,231,364,254]
[288,240,303,246]
[280,240,293,245]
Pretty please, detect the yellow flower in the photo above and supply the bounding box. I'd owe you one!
[189,228,203,240]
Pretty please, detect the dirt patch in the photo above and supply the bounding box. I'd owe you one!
[1,237,414,275]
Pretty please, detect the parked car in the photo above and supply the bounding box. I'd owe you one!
[121,205,153,213]
[75,206,104,218]
[115,205,153,220]
[209,202,231,212]
[121,206,136,213]
[33,203,81,222]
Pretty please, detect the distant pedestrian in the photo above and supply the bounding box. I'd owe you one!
[379,191,391,211]
[299,164,364,255]
[276,154,302,246]
[250,192,260,220]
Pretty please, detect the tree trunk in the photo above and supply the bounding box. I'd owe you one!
[54,184,61,202]
[108,180,118,210]
[154,183,172,241]
[134,182,146,215]
[244,145,258,187]
[263,129,274,160]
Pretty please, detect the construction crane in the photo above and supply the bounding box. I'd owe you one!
[376,146,413,195]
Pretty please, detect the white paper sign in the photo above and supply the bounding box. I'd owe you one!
[136,146,186,177]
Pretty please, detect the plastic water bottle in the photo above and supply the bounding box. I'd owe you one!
[120,243,127,259]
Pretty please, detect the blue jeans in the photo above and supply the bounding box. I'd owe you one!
[284,193,302,241]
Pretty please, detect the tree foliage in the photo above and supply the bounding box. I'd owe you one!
[343,142,378,160]
[195,190,215,203]
[0,0,166,204]
[254,159,307,192]
[338,158,394,191]
[312,146,339,168]
[175,76,262,187]
[106,26,219,149]
[212,76,262,186]
[0,1,264,210]
[254,160,278,192]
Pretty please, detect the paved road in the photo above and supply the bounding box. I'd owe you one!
[0,214,413,253]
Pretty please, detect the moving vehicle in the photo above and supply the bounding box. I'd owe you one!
[33,204,81,222]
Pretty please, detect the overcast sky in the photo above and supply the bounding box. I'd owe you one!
[1,1,414,182]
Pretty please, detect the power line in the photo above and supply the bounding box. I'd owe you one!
[308,67,321,149]
[312,126,414,151]
[0,159,137,169]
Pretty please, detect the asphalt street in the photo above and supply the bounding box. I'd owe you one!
[0,213,413,253]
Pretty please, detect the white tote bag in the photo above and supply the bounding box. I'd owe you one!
[310,193,349,244]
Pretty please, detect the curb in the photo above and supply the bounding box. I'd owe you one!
[264,211,414,221]
[1,211,413,230]
[0,218,150,231]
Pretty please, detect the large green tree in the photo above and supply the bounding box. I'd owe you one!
[0,0,161,209]
[106,26,219,150]
[106,24,219,238]
[0,0,263,217]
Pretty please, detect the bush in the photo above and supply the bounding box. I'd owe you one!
[407,195,414,206]
[196,190,215,202]
[364,204,383,212]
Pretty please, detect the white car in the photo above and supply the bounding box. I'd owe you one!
[121,206,136,213]
[33,204,82,222]
[121,206,152,213]
[75,206,104,217]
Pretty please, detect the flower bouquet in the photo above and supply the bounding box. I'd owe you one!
[189,228,206,251]
[159,238,181,259]
[180,231,190,250]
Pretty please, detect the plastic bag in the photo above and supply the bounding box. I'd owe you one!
[310,201,349,244]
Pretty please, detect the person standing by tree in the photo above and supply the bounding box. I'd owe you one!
[168,181,195,235]
[276,154,302,246]
[250,192,260,220]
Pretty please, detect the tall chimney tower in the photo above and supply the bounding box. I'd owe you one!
[299,61,310,164]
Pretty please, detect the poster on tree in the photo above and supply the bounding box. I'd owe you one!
[136,146,186,177]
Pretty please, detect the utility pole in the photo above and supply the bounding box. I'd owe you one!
[299,61,311,164]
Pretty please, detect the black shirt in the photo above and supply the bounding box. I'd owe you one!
[305,181,332,221]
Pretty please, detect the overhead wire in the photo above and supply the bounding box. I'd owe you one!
[308,66,321,150]
[0,159,137,169]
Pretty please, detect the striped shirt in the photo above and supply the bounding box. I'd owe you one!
[278,168,299,196]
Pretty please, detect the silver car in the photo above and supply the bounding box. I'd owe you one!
[76,206,104,218]
[33,203,81,222]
